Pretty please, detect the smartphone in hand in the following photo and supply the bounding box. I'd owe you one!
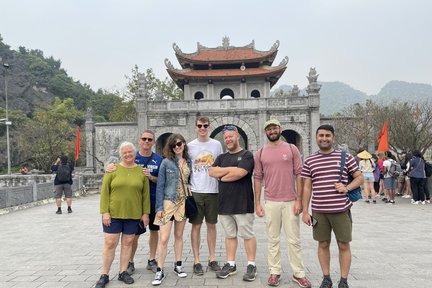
[310,216,318,227]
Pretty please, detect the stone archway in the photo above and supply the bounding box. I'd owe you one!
[281,129,303,153]
[210,125,249,151]
[156,132,172,155]
[210,116,259,152]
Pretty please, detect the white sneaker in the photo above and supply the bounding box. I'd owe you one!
[422,201,426,205]
[412,201,419,205]
[174,265,187,278]
[427,200,431,204]
[411,199,416,204]
[152,270,165,286]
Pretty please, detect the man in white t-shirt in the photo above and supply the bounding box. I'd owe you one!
[188,116,223,275]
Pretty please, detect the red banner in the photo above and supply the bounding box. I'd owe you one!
[75,126,81,161]
[377,120,389,152]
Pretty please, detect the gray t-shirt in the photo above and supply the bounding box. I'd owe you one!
[188,138,223,193]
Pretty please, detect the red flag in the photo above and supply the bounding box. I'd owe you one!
[377,121,389,152]
[75,126,81,161]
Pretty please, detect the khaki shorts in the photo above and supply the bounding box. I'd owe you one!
[219,213,255,239]
[189,192,218,225]
[54,184,72,198]
[312,210,352,242]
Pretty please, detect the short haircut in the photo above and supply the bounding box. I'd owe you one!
[60,155,68,164]
[316,124,335,135]
[196,116,210,125]
[141,129,155,138]
[118,141,136,158]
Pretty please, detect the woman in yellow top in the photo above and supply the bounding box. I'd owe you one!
[152,134,192,286]
[95,142,150,288]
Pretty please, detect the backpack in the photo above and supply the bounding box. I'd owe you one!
[57,163,71,183]
[425,161,432,177]
[388,160,402,178]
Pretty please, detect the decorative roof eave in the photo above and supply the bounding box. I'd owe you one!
[172,38,281,66]
[166,66,287,89]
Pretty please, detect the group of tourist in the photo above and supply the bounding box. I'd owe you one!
[93,118,364,288]
[356,149,431,205]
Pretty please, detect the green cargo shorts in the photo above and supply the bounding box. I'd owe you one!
[188,192,218,225]
[312,210,352,242]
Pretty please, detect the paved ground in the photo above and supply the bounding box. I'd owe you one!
[0,194,431,288]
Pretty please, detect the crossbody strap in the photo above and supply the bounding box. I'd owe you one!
[338,151,347,182]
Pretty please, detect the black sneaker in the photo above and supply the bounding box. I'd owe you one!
[152,270,165,286]
[208,260,221,271]
[243,264,257,282]
[67,207,72,213]
[174,265,187,278]
[118,271,134,284]
[126,261,135,275]
[338,280,349,288]
[95,274,109,288]
[216,263,237,279]
[147,259,158,273]
[193,263,204,275]
[56,208,62,214]
[320,277,333,288]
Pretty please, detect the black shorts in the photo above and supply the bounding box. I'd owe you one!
[136,210,160,235]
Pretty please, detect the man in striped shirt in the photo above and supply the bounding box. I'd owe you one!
[301,125,363,288]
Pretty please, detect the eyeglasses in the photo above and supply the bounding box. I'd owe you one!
[170,141,184,149]
[141,137,153,142]
[196,124,209,129]
[222,125,237,132]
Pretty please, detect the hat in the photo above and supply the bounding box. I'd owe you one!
[357,150,372,160]
[264,119,281,129]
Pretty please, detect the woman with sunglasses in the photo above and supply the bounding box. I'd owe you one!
[152,134,192,286]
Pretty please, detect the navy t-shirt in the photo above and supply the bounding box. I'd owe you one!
[135,152,163,208]
[213,149,254,215]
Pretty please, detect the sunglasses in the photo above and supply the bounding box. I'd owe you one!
[170,141,184,149]
[222,125,237,132]
[197,124,209,129]
[141,137,153,142]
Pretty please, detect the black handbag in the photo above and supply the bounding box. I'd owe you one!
[179,163,197,218]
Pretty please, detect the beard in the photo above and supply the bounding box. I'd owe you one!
[266,133,281,142]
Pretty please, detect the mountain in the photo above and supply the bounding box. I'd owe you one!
[376,80,432,103]
[272,80,432,116]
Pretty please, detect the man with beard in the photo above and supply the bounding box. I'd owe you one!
[254,119,311,288]
[209,125,257,282]
[301,125,363,288]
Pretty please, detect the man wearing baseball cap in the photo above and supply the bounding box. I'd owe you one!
[254,119,311,287]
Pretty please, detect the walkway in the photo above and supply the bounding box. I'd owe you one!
[0,194,430,287]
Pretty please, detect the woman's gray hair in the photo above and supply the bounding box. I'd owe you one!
[118,141,136,158]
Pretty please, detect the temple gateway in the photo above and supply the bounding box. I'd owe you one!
[86,37,321,171]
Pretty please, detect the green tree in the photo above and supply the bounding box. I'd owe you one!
[16,98,84,172]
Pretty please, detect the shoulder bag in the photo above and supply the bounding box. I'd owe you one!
[339,151,362,202]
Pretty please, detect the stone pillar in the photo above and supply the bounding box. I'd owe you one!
[184,84,191,100]
[207,82,214,100]
[263,82,271,98]
[240,82,247,99]
[85,108,95,171]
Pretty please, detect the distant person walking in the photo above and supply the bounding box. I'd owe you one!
[357,150,377,204]
[409,150,426,204]
[52,155,74,214]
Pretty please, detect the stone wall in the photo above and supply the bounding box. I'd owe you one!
[0,174,104,209]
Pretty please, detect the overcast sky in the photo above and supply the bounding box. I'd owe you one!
[1,0,431,95]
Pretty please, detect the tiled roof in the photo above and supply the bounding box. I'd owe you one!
[178,49,276,62]
[167,67,285,77]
